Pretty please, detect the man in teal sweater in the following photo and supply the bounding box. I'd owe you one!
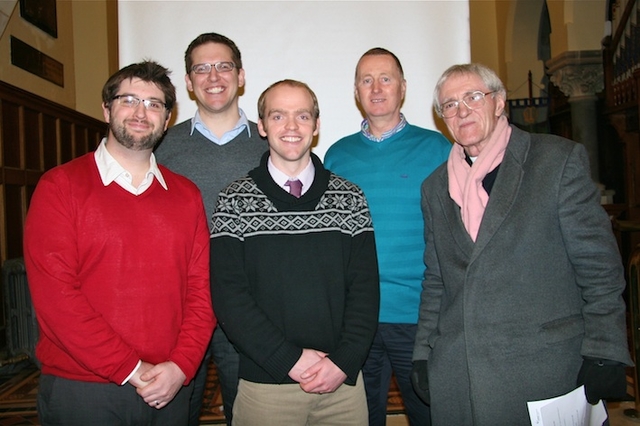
[324,48,450,426]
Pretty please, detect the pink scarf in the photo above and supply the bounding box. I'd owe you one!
[447,116,511,241]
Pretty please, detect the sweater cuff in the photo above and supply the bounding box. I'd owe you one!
[328,348,365,383]
[261,343,302,382]
[111,353,142,385]
[120,360,142,385]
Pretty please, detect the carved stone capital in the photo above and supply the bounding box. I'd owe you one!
[546,50,603,101]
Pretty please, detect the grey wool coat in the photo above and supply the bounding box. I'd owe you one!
[413,125,633,425]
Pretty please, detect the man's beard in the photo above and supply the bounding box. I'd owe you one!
[110,120,163,151]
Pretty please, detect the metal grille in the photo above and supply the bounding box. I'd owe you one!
[1,258,38,362]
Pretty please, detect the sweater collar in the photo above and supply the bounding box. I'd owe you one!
[250,152,330,211]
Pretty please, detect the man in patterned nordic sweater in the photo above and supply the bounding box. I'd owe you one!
[210,79,380,425]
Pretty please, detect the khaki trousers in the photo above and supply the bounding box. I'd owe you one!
[233,372,367,426]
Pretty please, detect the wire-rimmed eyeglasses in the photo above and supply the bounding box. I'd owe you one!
[438,91,495,118]
[111,95,167,113]
[191,62,236,74]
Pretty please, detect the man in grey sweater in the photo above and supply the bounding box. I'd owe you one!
[154,32,266,426]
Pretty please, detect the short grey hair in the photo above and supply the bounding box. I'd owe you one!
[433,63,506,116]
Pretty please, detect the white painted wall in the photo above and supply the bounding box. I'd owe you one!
[119,0,469,157]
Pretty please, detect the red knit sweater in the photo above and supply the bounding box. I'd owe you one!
[24,153,215,385]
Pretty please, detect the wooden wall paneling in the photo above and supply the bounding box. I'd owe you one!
[0,80,107,269]
[79,124,102,158]
[2,102,20,168]
[24,108,41,171]
[90,126,104,153]
[42,114,57,171]
[0,81,106,347]
[75,126,91,158]
[59,120,72,165]
[629,137,640,220]
[0,97,5,266]
[0,180,4,271]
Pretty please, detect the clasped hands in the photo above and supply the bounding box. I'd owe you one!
[128,360,186,410]
[288,348,347,394]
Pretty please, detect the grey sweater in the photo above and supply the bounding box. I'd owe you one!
[154,119,267,223]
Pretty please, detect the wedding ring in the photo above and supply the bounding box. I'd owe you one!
[155,400,160,406]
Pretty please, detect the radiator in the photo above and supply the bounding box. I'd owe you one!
[1,258,38,362]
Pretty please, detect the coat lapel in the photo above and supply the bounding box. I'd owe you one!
[435,169,476,258]
[471,126,529,260]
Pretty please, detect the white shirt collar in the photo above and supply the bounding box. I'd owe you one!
[267,156,315,196]
[94,138,168,193]
[189,108,251,145]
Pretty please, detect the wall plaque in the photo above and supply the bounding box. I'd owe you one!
[11,36,64,87]
[20,0,57,38]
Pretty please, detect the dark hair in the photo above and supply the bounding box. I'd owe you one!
[257,79,320,120]
[102,61,176,116]
[184,33,243,74]
[356,47,404,79]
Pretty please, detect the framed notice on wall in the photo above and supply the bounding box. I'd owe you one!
[20,0,57,38]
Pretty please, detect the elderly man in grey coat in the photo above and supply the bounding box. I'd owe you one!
[411,63,633,425]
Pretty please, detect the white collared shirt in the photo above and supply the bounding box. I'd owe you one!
[94,138,168,195]
[267,157,315,196]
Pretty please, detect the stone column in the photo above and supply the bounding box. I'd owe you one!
[546,50,603,184]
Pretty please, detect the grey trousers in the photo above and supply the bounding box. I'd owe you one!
[37,374,193,426]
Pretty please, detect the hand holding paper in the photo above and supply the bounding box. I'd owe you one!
[527,385,607,426]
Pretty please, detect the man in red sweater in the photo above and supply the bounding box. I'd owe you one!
[23,61,215,426]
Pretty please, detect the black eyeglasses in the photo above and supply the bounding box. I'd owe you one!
[439,91,495,118]
[191,62,236,74]
[111,95,167,113]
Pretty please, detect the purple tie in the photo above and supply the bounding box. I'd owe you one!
[285,179,303,198]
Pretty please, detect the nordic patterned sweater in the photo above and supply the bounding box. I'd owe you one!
[210,152,380,385]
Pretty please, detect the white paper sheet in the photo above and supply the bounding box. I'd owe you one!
[527,385,608,426]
